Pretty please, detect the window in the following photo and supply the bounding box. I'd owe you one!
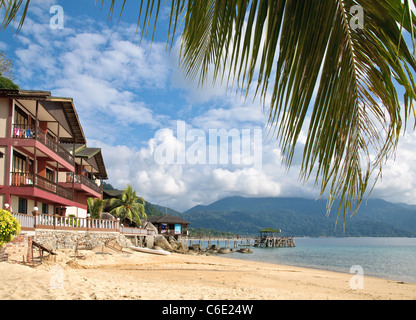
[42,203,49,214]
[12,151,27,173]
[18,197,27,214]
[46,168,54,182]
[14,106,28,127]
[11,151,30,186]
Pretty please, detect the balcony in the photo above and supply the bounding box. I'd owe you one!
[12,124,75,166]
[11,172,73,201]
[63,173,102,196]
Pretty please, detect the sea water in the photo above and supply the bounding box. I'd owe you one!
[201,237,416,284]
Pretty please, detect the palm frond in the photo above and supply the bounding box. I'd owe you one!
[3,0,416,225]
[140,0,416,224]
[87,198,105,219]
[108,185,146,226]
[0,0,31,32]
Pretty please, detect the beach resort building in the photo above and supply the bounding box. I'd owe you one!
[0,91,160,263]
[0,89,107,219]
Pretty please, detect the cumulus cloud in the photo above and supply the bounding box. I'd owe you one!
[14,9,172,142]
[91,118,317,212]
[371,130,416,204]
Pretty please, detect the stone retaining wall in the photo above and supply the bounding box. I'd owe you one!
[0,247,8,262]
[34,230,134,250]
[1,230,157,263]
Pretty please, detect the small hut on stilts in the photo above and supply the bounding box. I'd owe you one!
[254,227,295,248]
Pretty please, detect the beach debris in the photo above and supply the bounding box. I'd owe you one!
[32,240,56,258]
[66,260,85,269]
[105,240,126,253]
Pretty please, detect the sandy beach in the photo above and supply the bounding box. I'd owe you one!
[0,248,415,300]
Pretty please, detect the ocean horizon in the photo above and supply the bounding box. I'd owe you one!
[196,237,416,284]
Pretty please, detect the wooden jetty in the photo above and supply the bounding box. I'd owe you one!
[182,237,254,249]
[253,236,295,248]
[182,228,295,249]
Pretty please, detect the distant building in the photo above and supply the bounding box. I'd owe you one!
[102,189,124,200]
[148,214,190,239]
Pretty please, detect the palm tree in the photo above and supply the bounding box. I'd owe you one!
[87,197,105,219]
[109,185,147,226]
[2,1,416,225]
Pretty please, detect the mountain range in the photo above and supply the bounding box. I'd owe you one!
[167,196,416,237]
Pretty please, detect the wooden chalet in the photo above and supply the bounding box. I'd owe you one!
[147,214,190,239]
[254,227,295,248]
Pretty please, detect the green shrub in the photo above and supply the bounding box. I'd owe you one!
[0,209,21,247]
[65,214,79,227]
[0,76,19,90]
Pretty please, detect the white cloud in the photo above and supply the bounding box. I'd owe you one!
[371,130,416,204]
[14,14,172,137]
[0,42,8,50]
[94,120,318,212]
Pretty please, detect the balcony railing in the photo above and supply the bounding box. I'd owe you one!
[11,212,35,230]
[11,172,73,200]
[34,214,119,230]
[65,173,102,194]
[12,124,75,166]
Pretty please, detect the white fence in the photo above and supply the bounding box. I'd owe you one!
[11,212,153,235]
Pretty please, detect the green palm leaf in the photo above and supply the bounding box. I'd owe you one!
[109,185,147,226]
[2,0,416,227]
[132,0,416,225]
[87,198,105,219]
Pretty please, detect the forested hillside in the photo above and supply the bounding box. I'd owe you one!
[178,197,416,237]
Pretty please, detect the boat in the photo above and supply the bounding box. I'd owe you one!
[128,246,171,256]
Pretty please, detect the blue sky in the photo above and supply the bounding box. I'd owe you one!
[2,0,416,212]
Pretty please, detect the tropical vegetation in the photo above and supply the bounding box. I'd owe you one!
[2,0,416,225]
[87,197,105,219]
[188,227,238,238]
[103,182,163,218]
[108,185,147,226]
[181,196,416,237]
[0,76,18,89]
[0,51,18,89]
